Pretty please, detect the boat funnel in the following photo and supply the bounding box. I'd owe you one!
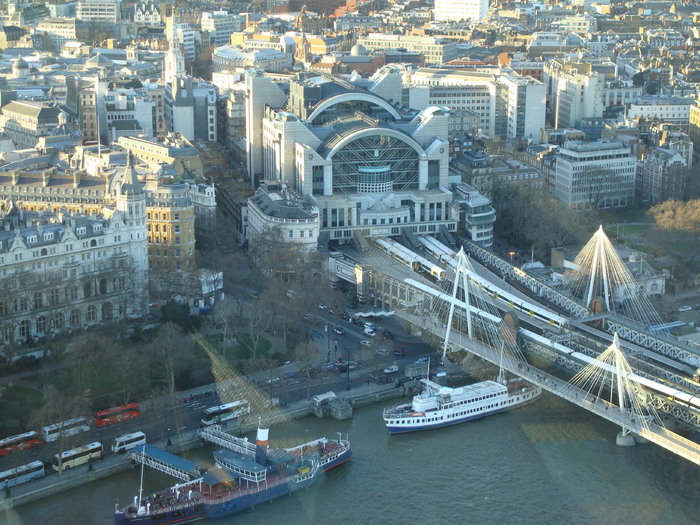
[256,427,269,465]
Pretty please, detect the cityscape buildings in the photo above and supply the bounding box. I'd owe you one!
[0,0,695,347]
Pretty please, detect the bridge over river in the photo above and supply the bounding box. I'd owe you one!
[329,229,700,465]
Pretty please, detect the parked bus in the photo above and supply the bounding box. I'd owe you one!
[201,400,250,426]
[0,460,45,489]
[52,442,103,472]
[94,403,141,428]
[112,431,146,454]
[0,431,44,457]
[42,417,91,443]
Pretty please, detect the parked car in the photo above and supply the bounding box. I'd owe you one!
[352,318,365,327]
[333,327,346,335]
[382,330,395,340]
[364,328,376,337]
[360,340,372,347]
[340,313,352,321]
[266,377,280,384]
[383,365,399,374]
[393,348,406,356]
[375,348,390,356]
[335,365,348,374]
[415,357,430,364]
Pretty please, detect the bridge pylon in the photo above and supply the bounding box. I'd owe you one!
[569,332,661,447]
[565,226,662,328]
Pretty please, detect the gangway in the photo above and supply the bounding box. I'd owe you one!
[130,444,202,481]
[199,424,256,455]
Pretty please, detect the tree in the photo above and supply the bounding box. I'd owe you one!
[28,386,91,474]
[648,200,700,274]
[151,323,193,401]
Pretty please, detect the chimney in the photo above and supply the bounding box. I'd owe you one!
[255,427,269,465]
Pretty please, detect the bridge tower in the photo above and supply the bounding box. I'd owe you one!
[565,226,662,328]
[442,248,474,358]
[569,332,658,447]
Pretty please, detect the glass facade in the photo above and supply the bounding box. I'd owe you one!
[331,134,420,194]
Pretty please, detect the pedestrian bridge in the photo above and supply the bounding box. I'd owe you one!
[396,310,700,466]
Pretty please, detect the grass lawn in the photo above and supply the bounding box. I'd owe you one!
[232,334,272,360]
[0,385,44,432]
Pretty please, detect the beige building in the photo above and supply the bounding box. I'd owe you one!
[0,101,62,149]
[117,135,204,178]
[0,153,199,274]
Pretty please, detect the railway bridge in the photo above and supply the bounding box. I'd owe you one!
[328,230,700,465]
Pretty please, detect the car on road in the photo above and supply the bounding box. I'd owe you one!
[340,313,352,321]
[678,306,693,312]
[360,340,372,347]
[393,348,406,356]
[333,327,346,335]
[415,357,430,364]
[318,304,327,310]
[266,377,280,384]
[383,365,399,374]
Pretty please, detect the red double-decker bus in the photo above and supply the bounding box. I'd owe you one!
[94,403,141,428]
[0,431,44,457]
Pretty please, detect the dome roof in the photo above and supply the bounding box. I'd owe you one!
[12,57,28,70]
[350,44,367,57]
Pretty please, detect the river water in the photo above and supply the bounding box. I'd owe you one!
[4,392,699,525]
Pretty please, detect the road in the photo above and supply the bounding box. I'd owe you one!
[0,309,439,479]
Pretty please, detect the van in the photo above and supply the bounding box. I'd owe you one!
[112,431,146,454]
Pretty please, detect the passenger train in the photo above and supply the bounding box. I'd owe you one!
[376,238,447,281]
[416,236,569,329]
[525,331,700,412]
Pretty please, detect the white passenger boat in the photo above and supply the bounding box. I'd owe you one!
[383,371,541,434]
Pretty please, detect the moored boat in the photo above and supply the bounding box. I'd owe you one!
[383,371,541,434]
[114,427,351,524]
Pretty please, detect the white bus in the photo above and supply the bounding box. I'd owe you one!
[112,431,146,454]
[52,442,103,472]
[201,400,250,426]
[42,417,91,443]
[0,460,45,489]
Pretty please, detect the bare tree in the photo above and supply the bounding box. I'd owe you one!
[151,323,193,402]
[28,386,91,474]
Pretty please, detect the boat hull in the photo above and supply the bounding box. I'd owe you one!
[386,407,508,434]
[115,448,352,524]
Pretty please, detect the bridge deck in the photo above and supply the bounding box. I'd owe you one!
[396,311,700,466]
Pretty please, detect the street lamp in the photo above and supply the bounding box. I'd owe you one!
[346,346,350,391]
[167,427,172,448]
[509,251,515,265]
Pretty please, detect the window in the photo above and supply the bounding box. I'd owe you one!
[86,305,96,323]
[33,291,43,309]
[49,289,59,306]
[69,309,80,327]
[36,316,47,334]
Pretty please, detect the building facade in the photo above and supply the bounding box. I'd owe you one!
[554,140,636,208]
[434,0,490,23]
[247,71,458,244]
[0,162,148,347]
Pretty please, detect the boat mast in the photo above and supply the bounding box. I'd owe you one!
[137,453,145,508]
